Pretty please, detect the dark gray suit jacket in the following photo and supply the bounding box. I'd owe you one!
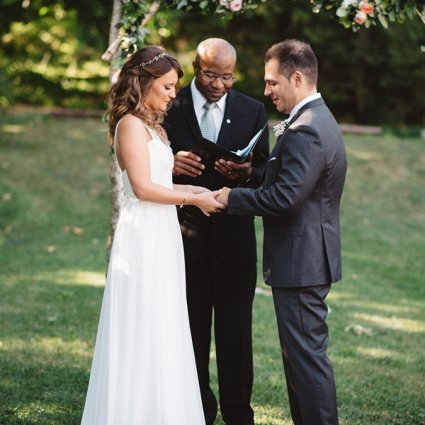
[227,98,347,288]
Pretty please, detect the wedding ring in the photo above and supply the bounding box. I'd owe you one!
[228,171,232,175]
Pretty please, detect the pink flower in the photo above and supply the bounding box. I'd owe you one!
[359,1,374,14]
[229,0,243,12]
[354,10,367,24]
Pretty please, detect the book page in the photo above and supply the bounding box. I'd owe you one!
[232,125,266,157]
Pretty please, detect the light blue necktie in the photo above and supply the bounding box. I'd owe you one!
[200,102,217,142]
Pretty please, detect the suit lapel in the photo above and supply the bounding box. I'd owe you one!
[275,97,325,147]
[179,86,203,142]
[259,97,325,185]
[216,90,239,149]
[291,97,324,124]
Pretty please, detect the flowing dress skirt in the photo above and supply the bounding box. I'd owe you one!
[81,197,205,425]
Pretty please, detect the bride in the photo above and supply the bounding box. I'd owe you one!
[80,46,224,425]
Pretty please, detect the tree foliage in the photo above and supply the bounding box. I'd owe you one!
[161,1,425,125]
[0,0,424,125]
[0,0,113,109]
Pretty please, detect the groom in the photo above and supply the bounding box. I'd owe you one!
[218,39,347,425]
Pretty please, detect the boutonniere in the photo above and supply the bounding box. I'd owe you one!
[273,118,291,137]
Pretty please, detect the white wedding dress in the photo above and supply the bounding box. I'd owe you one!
[81,124,205,425]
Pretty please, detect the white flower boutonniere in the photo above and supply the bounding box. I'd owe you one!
[273,118,291,137]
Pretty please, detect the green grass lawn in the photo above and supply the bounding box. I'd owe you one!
[1,109,424,425]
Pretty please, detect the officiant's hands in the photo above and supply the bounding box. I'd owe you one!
[214,152,253,182]
[173,151,205,177]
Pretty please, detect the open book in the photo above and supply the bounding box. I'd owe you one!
[191,123,267,164]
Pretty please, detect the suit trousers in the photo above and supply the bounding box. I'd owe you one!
[272,284,339,425]
[185,243,256,425]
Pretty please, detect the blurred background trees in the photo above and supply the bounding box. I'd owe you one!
[0,0,112,109]
[1,0,424,125]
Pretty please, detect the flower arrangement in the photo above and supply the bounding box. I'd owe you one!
[311,0,425,30]
[164,0,266,14]
[219,0,244,12]
[273,119,291,137]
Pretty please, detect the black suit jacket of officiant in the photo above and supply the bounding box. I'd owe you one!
[164,85,269,265]
[228,98,347,287]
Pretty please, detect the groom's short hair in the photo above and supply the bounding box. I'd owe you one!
[265,39,318,86]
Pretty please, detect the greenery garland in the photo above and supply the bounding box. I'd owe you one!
[164,0,266,13]
[310,0,425,30]
[118,0,266,61]
[112,0,425,62]
[120,0,152,57]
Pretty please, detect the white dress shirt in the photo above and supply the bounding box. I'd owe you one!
[191,79,227,141]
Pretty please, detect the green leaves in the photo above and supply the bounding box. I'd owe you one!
[310,0,424,30]
[378,13,389,27]
[118,0,266,60]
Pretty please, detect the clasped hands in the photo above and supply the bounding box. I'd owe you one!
[191,186,229,216]
[174,151,248,215]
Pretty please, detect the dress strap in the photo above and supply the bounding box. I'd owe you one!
[113,118,123,150]
[114,116,158,147]
[145,125,157,140]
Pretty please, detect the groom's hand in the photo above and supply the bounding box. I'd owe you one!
[173,151,205,178]
[216,186,231,207]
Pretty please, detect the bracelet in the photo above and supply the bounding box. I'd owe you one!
[180,194,186,209]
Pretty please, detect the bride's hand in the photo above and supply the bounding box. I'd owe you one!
[190,185,210,195]
[195,190,226,216]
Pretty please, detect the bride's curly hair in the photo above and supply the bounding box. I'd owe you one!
[107,45,183,144]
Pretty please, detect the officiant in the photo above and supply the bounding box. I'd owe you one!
[164,38,269,425]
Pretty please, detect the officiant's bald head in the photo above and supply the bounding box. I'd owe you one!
[195,38,237,66]
[193,38,237,103]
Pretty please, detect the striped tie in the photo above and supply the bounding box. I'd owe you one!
[200,102,217,142]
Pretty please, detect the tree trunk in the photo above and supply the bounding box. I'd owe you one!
[107,0,123,258]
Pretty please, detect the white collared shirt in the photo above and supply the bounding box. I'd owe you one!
[288,92,322,121]
[190,79,227,137]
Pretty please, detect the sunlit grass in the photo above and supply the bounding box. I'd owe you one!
[30,270,105,287]
[1,109,425,424]
[357,347,410,361]
[0,124,26,134]
[353,313,425,333]
[2,337,92,364]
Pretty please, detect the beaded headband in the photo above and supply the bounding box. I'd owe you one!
[139,52,168,68]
